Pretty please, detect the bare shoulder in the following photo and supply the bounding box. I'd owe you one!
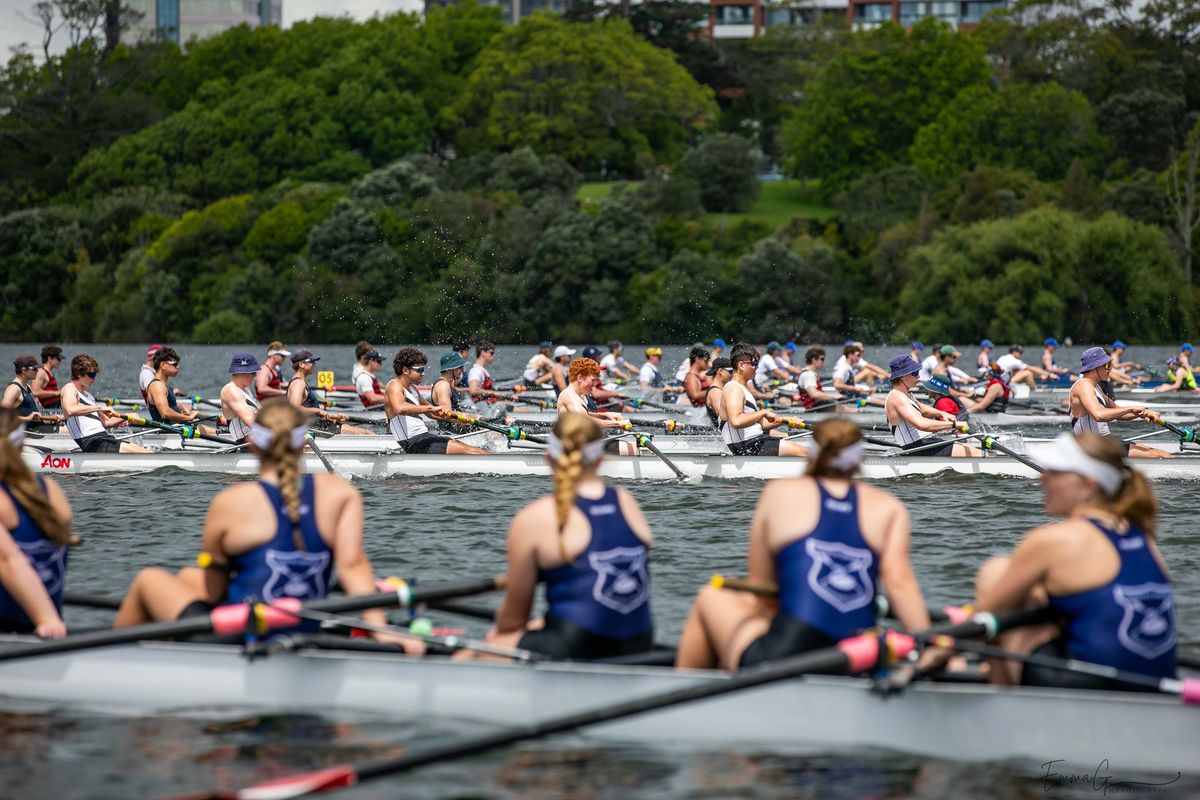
[856,482,903,513]
[212,481,265,510]
[513,495,556,525]
[313,472,358,502]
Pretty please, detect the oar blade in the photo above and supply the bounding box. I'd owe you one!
[237,766,358,800]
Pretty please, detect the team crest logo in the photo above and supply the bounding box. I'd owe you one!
[18,540,66,596]
[588,547,648,615]
[805,539,874,613]
[262,549,331,602]
[1114,583,1175,660]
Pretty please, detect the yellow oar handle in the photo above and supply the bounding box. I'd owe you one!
[709,574,778,596]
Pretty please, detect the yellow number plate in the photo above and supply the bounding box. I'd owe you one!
[316,370,335,389]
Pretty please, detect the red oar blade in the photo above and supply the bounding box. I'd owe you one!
[237,766,358,800]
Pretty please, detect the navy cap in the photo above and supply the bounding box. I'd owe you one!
[889,355,920,381]
[582,345,603,361]
[538,341,553,351]
[911,341,924,351]
[290,348,319,363]
[228,352,260,374]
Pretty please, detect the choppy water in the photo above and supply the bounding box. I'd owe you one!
[1,343,1198,799]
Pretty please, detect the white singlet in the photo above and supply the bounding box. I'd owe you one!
[227,385,260,441]
[522,355,548,383]
[600,354,625,374]
[996,354,1026,380]
[674,360,690,383]
[720,382,763,445]
[888,390,931,447]
[138,364,155,394]
[388,383,430,443]
[755,353,779,386]
[1072,383,1111,437]
[467,364,490,387]
[65,388,107,441]
[918,355,939,382]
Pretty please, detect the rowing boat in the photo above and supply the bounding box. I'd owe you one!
[0,638,1189,774]
[24,448,1200,480]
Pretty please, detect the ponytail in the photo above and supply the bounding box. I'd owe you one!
[0,410,75,546]
[549,413,604,561]
[806,418,864,480]
[253,399,307,548]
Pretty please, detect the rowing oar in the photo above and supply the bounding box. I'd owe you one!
[304,434,337,474]
[973,434,1045,473]
[801,396,869,414]
[1155,417,1197,443]
[190,608,1048,800]
[118,414,232,446]
[617,432,686,481]
[625,396,692,416]
[2,577,506,663]
[450,413,547,444]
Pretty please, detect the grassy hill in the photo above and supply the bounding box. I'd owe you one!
[577,179,836,227]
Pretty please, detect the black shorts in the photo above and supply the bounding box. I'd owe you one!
[1021,637,1158,693]
[518,615,654,662]
[901,437,955,457]
[77,432,121,453]
[0,617,35,634]
[727,434,782,457]
[28,423,58,434]
[399,433,450,455]
[739,613,840,670]
[524,379,542,390]
[177,600,214,620]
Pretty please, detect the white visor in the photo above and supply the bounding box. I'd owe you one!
[1038,433,1124,496]
[267,349,291,357]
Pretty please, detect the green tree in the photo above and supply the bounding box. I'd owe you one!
[737,236,850,339]
[445,15,716,177]
[679,133,762,213]
[781,19,991,192]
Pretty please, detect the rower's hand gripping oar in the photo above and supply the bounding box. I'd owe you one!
[1155,417,1197,444]
[190,604,1063,800]
[449,412,548,444]
[119,414,230,446]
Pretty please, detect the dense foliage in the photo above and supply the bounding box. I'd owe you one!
[2,0,1199,343]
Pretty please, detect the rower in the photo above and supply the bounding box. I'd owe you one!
[755,342,790,387]
[849,342,889,384]
[675,419,933,670]
[1155,358,1199,393]
[139,344,162,402]
[931,345,976,385]
[145,348,214,433]
[0,409,76,638]
[468,412,654,661]
[974,432,1176,689]
[976,339,994,374]
[114,399,420,652]
[430,351,476,435]
[220,352,261,444]
[522,342,557,389]
[385,348,488,455]
[720,343,806,457]
[351,340,373,387]
[639,347,680,397]
[710,338,727,362]
[600,341,633,383]
[287,349,372,436]
[678,346,711,408]
[673,342,705,384]
[3,355,62,432]
[796,348,840,410]
[833,345,881,407]
[1178,342,1194,373]
[30,345,62,412]
[1109,341,1142,387]
[884,355,979,457]
[581,346,627,411]
[557,358,636,455]
[1069,347,1169,458]
[255,342,289,400]
[971,362,1012,413]
[467,341,499,402]
[704,357,732,428]
[453,341,472,388]
[920,374,969,419]
[549,346,574,394]
[910,341,924,363]
[996,344,1055,390]
[777,341,803,378]
[1041,338,1071,379]
[60,354,151,454]
[354,350,386,408]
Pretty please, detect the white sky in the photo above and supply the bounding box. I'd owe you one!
[1,0,422,62]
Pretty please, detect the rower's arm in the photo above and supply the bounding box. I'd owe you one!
[59,385,104,419]
[222,386,257,429]
[254,367,285,397]
[287,380,323,419]
[148,381,195,423]
[30,371,55,403]
[466,372,492,400]
[1075,386,1141,421]
[0,385,21,410]
[494,507,539,634]
[0,524,65,637]
[893,395,953,432]
[723,383,768,430]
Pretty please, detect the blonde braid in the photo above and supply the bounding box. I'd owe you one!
[550,413,603,563]
[255,399,306,549]
[0,410,75,546]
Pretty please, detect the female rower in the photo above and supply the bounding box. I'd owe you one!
[884,355,979,457]
[115,400,421,652]
[286,349,371,435]
[676,419,933,670]
[1069,347,1168,458]
[473,412,654,660]
[974,432,1176,689]
[678,346,711,408]
[0,410,74,638]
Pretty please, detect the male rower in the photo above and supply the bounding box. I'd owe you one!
[31,345,63,412]
[720,343,806,457]
[776,341,803,378]
[351,340,373,386]
[755,342,790,387]
[971,362,1013,413]
[1109,341,1142,387]
[549,345,574,394]
[833,345,883,407]
[3,355,62,431]
[673,342,703,383]
[796,348,841,410]
[884,355,979,457]
[453,341,472,388]
[639,347,680,397]
[704,357,732,428]
[976,339,994,375]
[61,354,150,453]
[1041,338,1071,379]
[1156,358,1199,393]
[385,348,488,455]
[557,357,635,454]
[430,351,478,434]
[522,341,556,389]
[255,342,289,400]
[710,338,727,362]
[1070,347,1169,458]
[354,350,386,408]
[600,341,633,383]
[996,345,1055,390]
[1177,343,1195,374]
[679,346,711,407]
[287,349,371,435]
[850,342,889,383]
[467,341,499,402]
[220,353,261,443]
[581,346,627,411]
[926,345,976,385]
[145,347,216,433]
[139,344,162,402]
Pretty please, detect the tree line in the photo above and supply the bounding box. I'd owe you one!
[0,0,1196,343]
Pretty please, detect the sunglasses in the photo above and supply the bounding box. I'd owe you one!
[85,371,98,379]
[410,366,427,374]
[165,360,180,367]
